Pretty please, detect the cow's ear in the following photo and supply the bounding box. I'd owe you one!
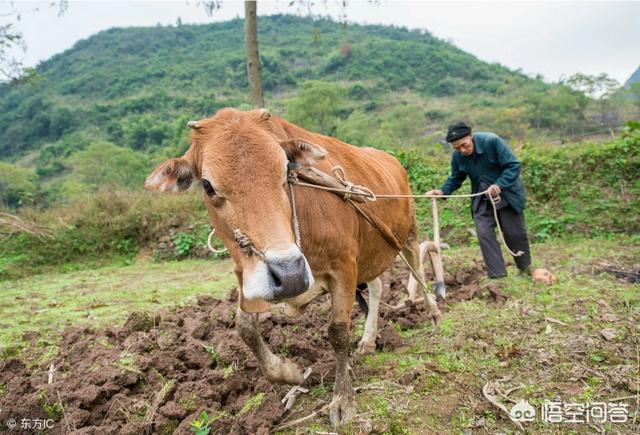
[280,138,327,166]
[145,148,196,192]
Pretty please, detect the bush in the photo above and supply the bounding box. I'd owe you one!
[68,141,150,189]
[173,232,196,258]
[0,162,37,208]
[521,126,640,240]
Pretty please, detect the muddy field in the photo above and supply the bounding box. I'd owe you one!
[1,244,638,434]
[0,261,491,434]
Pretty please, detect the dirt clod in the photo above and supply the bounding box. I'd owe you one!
[377,325,405,351]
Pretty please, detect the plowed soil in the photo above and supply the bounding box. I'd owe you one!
[0,262,491,434]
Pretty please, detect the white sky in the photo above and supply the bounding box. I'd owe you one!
[4,0,640,84]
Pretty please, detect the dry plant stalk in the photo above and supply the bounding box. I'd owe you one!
[0,212,53,239]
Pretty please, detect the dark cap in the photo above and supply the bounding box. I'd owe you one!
[446,122,471,143]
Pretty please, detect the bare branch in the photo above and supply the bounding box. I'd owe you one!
[198,0,223,17]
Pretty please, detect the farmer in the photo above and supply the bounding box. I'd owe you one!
[427,122,532,278]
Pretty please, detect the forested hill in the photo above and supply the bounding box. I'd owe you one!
[31,14,520,98]
[0,14,547,161]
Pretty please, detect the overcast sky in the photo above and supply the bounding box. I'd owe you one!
[4,0,640,85]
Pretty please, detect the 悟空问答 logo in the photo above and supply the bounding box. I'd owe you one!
[510,399,536,422]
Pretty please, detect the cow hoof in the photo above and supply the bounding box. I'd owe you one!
[329,394,356,426]
[356,339,376,355]
[264,356,304,385]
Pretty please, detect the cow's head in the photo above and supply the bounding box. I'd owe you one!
[145,108,325,303]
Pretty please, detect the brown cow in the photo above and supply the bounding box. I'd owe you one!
[145,108,441,425]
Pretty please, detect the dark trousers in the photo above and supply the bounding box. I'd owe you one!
[473,203,531,278]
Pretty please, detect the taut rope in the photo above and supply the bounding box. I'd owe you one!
[289,166,524,258]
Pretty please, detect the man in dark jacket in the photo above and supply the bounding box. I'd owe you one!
[427,122,531,278]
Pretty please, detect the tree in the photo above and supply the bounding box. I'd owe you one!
[0,23,25,81]
[202,1,263,107]
[244,1,264,107]
[286,80,345,135]
[476,106,529,140]
[0,1,67,82]
[376,104,425,148]
[68,141,149,189]
[524,85,588,134]
[336,110,371,145]
[565,73,621,130]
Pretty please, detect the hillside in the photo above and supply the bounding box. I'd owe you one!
[0,15,552,162]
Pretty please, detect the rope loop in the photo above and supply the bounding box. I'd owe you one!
[483,191,523,257]
[331,165,377,202]
[287,169,298,185]
[487,192,502,206]
[206,227,229,255]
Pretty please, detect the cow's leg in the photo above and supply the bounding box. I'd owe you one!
[328,278,357,426]
[402,232,442,325]
[236,307,304,385]
[356,277,382,355]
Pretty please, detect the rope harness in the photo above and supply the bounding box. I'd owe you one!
[207,163,523,271]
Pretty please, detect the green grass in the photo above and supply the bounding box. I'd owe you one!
[0,257,236,361]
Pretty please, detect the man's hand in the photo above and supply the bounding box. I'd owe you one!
[488,184,501,197]
[426,190,444,197]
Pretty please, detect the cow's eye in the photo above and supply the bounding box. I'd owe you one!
[202,179,216,197]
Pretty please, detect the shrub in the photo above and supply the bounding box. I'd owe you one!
[0,162,37,207]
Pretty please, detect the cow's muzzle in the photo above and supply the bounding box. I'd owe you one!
[267,255,309,300]
[241,246,314,302]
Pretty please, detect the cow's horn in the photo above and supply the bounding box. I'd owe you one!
[258,108,271,120]
[187,120,200,129]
